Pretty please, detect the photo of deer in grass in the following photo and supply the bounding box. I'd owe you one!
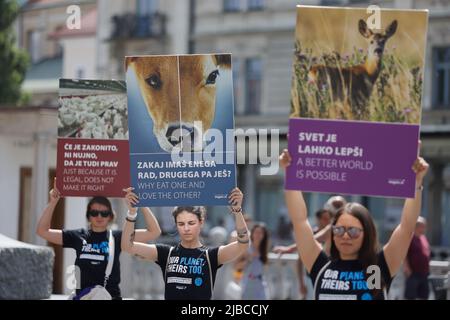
[291,7,428,123]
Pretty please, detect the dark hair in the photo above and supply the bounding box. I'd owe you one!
[315,209,331,220]
[172,206,206,223]
[324,196,347,217]
[85,196,114,220]
[330,202,384,297]
[330,203,378,267]
[251,223,270,265]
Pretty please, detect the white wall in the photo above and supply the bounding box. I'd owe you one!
[0,109,93,294]
[62,37,97,79]
[0,134,57,239]
[0,136,32,238]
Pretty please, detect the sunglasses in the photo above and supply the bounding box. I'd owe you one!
[88,210,112,218]
[332,226,363,239]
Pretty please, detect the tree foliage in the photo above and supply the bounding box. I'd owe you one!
[0,0,29,106]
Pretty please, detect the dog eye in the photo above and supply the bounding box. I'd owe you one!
[206,70,219,85]
[146,74,162,89]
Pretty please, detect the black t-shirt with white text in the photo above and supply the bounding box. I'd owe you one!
[63,229,122,299]
[156,243,222,300]
[309,250,392,300]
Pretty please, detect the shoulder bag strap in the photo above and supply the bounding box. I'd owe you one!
[313,260,331,299]
[164,246,174,283]
[104,230,115,287]
[205,249,214,298]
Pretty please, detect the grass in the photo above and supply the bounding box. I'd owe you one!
[290,41,423,124]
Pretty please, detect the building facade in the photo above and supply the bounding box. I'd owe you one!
[2,0,449,298]
[192,0,450,253]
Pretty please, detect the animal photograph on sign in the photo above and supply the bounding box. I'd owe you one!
[126,54,233,153]
[125,54,236,206]
[290,7,427,124]
[286,6,428,198]
[58,79,128,139]
[56,79,130,197]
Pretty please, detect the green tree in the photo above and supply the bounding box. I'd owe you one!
[0,0,29,106]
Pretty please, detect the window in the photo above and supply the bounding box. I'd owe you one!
[223,0,240,12]
[433,47,450,109]
[76,66,85,79]
[321,0,346,5]
[441,164,450,246]
[137,0,159,14]
[135,0,160,37]
[255,177,285,237]
[232,58,242,114]
[28,29,42,63]
[247,0,264,11]
[55,43,63,57]
[224,0,265,13]
[245,58,262,114]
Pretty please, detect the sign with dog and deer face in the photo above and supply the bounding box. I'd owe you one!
[125,54,236,206]
[56,79,130,197]
[286,6,428,198]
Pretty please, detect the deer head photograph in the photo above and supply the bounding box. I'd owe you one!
[291,7,427,124]
[126,54,232,153]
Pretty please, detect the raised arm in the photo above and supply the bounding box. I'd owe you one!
[383,157,429,276]
[297,259,308,299]
[314,224,331,243]
[218,188,250,265]
[273,243,297,254]
[36,178,63,245]
[121,188,158,261]
[273,225,331,255]
[281,149,321,273]
[134,206,162,242]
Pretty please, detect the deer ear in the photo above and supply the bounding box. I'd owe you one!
[358,19,372,38]
[385,20,398,38]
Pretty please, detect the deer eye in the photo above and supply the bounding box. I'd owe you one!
[206,70,220,85]
[370,40,374,44]
[146,74,162,89]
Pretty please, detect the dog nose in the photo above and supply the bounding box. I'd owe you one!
[166,124,195,147]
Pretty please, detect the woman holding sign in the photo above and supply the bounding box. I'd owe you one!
[36,179,161,299]
[280,149,428,300]
[121,187,250,300]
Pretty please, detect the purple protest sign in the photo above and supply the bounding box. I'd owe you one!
[285,118,420,198]
[287,6,427,199]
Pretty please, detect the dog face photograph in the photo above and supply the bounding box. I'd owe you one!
[126,54,234,153]
[290,6,428,123]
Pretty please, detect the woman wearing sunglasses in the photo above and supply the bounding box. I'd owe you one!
[121,187,250,300]
[36,179,161,299]
[279,149,429,300]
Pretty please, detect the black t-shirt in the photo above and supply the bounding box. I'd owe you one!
[62,228,122,299]
[156,243,222,300]
[309,250,393,300]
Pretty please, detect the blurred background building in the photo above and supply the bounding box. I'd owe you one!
[0,0,449,299]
